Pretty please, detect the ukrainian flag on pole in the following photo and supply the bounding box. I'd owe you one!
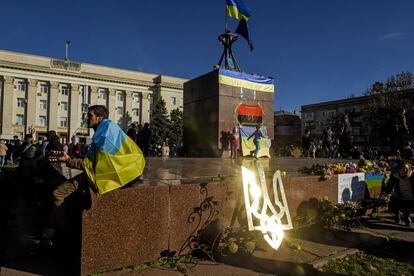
[226,0,251,21]
[83,119,145,195]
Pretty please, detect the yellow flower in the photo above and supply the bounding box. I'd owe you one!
[228,242,238,254]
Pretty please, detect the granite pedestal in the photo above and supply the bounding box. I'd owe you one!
[80,157,377,275]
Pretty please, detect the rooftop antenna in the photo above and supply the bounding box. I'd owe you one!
[65,41,72,60]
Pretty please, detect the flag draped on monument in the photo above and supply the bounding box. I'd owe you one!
[239,125,271,158]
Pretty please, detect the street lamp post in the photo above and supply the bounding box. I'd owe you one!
[65,41,72,60]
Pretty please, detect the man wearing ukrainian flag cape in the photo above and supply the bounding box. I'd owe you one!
[52,105,145,233]
[82,106,145,194]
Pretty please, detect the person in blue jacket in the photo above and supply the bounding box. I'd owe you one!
[248,123,267,158]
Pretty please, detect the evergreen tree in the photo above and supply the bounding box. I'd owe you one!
[150,96,170,147]
[168,108,183,153]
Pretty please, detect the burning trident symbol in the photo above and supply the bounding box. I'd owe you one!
[241,162,293,250]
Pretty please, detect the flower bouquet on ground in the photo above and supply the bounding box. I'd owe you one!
[299,159,392,180]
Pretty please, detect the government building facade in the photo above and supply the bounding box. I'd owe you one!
[0,50,186,143]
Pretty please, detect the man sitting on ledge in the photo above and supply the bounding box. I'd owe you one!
[49,105,146,242]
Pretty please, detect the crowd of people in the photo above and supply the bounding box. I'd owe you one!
[0,131,66,167]
[125,122,183,157]
[0,121,175,166]
[297,126,414,160]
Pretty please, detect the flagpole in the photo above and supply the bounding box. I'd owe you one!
[224,0,228,32]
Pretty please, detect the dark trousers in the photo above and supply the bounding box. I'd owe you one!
[50,173,90,234]
[389,197,414,222]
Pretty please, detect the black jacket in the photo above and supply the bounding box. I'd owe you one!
[384,172,414,198]
[46,135,63,152]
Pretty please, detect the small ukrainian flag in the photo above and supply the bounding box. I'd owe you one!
[226,0,251,21]
[83,119,145,195]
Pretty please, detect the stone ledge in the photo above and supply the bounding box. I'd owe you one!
[80,173,378,275]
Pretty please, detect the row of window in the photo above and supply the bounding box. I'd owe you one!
[16,98,141,116]
[15,114,68,128]
[13,81,142,102]
[115,107,140,116]
[16,98,69,111]
[14,81,68,95]
[15,106,141,125]
[114,92,141,102]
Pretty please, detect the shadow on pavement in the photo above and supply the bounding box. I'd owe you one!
[288,224,385,249]
[219,253,332,275]
[365,238,414,264]
[362,217,414,233]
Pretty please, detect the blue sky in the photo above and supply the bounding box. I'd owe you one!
[1,0,414,112]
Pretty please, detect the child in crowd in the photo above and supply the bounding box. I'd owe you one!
[385,162,414,226]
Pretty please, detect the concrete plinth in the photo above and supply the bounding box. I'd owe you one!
[183,69,274,157]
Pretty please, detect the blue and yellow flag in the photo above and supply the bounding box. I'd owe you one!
[219,69,275,93]
[226,0,251,21]
[239,125,271,158]
[83,119,145,195]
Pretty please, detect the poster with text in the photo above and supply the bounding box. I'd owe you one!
[338,173,366,203]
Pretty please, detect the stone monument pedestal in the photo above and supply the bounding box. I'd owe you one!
[183,69,274,157]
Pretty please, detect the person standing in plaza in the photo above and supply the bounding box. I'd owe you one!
[248,123,267,158]
[5,140,14,164]
[302,128,311,157]
[126,123,137,143]
[0,140,8,166]
[141,123,152,157]
[338,114,352,158]
[322,127,333,158]
[162,142,170,157]
[12,136,22,162]
[385,162,414,226]
[230,126,239,159]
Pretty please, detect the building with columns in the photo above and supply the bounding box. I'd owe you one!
[0,49,186,143]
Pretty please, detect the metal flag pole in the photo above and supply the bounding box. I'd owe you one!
[224,0,229,33]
